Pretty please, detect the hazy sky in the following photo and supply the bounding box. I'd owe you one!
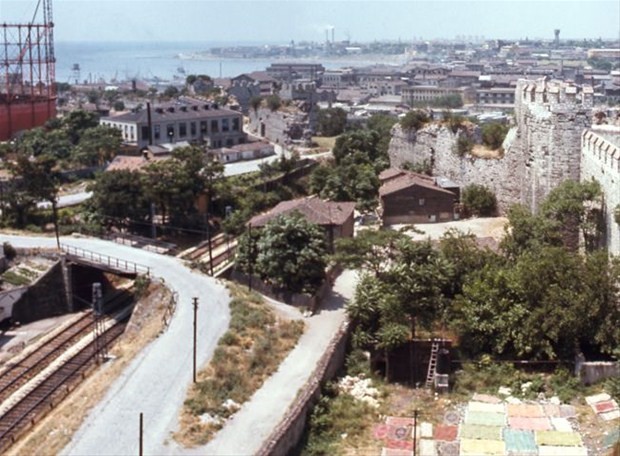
[1,0,619,43]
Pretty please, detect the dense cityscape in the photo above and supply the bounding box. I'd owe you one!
[0,0,619,455]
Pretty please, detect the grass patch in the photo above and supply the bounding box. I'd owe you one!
[303,384,382,456]
[174,283,305,447]
[1,270,32,286]
[311,136,338,151]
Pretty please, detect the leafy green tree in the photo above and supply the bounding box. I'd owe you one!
[61,110,99,145]
[317,107,347,136]
[113,100,125,112]
[253,212,328,294]
[249,96,262,112]
[461,184,497,217]
[335,229,408,276]
[540,179,603,251]
[500,204,563,258]
[18,128,72,163]
[74,125,122,166]
[163,85,180,99]
[88,170,150,228]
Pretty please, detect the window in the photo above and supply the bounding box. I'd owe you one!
[167,124,175,140]
[419,198,425,206]
[211,119,219,133]
[200,121,208,135]
[141,126,149,141]
[190,122,197,136]
[222,118,230,132]
[232,118,240,132]
[226,138,234,146]
[179,123,187,138]
[154,125,161,140]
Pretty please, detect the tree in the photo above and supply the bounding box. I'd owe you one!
[540,179,603,251]
[461,184,497,217]
[249,96,262,112]
[74,125,122,166]
[113,100,125,112]
[88,170,150,229]
[335,229,409,276]
[317,107,347,137]
[61,110,100,145]
[400,110,430,131]
[163,85,180,99]
[266,94,281,112]
[253,212,328,294]
[481,122,509,150]
[332,129,383,167]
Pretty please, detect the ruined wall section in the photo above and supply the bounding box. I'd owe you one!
[388,123,523,213]
[247,104,316,146]
[513,79,593,212]
[581,128,620,256]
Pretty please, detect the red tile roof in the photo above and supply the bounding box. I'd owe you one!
[379,172,455,197]
[249,197,355,227]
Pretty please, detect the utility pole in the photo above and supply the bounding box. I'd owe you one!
[248,223,253,292]
[139,412,144,456]
[413,409,419,456]
[92,282,105,363]
[192,297,198,383]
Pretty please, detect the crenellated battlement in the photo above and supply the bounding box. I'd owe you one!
[516,78,594,113]
[582,130,620,174]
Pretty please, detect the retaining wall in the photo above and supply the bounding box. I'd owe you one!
[579,361,620,385]
[256,321,350,456]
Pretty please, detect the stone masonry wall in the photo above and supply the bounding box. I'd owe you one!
[388,122,523,213]
[581,128,620,256]
[248,105,315,145]
[513,79,592,213]
[388,78,595,215]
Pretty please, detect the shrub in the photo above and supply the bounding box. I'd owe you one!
[400,110,429,131]
[2,242,16,261]
[455,136,474,157]
[402,160,433,176]
[481,122,509,150]
[461,184,497,217]
[266,94,281,112]
[249,96,262,112]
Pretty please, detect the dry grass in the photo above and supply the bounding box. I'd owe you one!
[471,144,504,159]
[174,282,304,447]
[311,136,338,151]
[7,281,173,456]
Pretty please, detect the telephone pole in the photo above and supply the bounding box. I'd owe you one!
[192,297,198,383]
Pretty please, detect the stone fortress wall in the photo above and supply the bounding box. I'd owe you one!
[388,78,620,255]
[581,127,620,255]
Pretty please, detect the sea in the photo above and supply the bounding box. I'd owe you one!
[54,41,408,85]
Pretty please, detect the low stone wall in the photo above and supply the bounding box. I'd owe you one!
[11,260,69,324]
[256,321,350,456]
[579,361,620,386]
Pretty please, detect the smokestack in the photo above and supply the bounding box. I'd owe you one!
[332,27,335,44]
[146,102,153,146]
[325,28,329,44]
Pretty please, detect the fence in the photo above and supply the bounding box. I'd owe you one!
[60,244,150,276]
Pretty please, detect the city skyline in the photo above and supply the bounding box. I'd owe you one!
[1,0,619,44]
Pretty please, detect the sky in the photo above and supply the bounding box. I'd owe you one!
[0,0,619,44]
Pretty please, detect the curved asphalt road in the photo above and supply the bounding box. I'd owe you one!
[0,233,230,456]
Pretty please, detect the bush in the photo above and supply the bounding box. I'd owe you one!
[461,184,497,217]
[481,122,509,150]
[400,110,429,131]
[2,242,16,261]
[266,94,281,112]
[249,96,262,112]
[455,136,474,157]
[317,107,347,137]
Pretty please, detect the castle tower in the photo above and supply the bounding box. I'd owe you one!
[514,79,592,212]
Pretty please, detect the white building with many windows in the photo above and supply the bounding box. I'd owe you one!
[100,98,245,150]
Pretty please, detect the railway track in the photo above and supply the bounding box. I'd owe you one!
[0,288,134,452]
[0,288,133,406]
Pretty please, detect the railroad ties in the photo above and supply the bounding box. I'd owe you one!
[0,288,135,452]
[180,233,237,276]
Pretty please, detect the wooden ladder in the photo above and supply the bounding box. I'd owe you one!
[425,340,440,388]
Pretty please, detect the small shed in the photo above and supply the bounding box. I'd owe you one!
[379,170,459,225]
